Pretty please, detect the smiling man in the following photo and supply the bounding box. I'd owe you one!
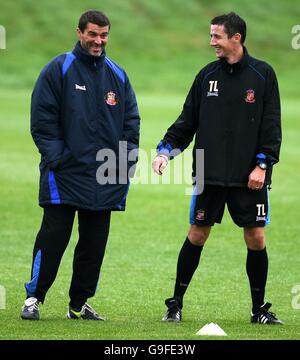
[77,20,109,57]
[21,10,140,320]
[153,12,282,325]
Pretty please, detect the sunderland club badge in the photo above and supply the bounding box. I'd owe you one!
[245,89,256,103]
[105,91,118,106]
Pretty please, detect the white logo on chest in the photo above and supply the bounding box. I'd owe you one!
[207,80,219,97]
[75,84,87,91]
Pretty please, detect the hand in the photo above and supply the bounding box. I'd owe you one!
[152,154,169,175]
[247,166,266,190]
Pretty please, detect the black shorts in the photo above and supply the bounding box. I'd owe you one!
[189,185,270,227]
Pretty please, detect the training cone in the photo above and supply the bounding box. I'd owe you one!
[196,323,227,336]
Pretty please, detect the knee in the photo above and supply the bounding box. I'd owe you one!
[244,228,265,250]
[188,226,210,246]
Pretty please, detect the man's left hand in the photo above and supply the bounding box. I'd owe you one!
[248,166,266,190]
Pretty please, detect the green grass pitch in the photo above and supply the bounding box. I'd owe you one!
[0,91,299,340]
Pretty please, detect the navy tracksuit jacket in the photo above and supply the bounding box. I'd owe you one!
[31,42,140,210]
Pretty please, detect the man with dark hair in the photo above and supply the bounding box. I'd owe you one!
[21,10,140,320]
[153,12,282,324]
[78,10,111,32]
[211,12,246,44]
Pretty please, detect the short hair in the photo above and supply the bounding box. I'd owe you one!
[78,10,111,32]
[211,12,246,44]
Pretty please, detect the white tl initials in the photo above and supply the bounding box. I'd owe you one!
[209,80,218,92]
[256,204,266,216]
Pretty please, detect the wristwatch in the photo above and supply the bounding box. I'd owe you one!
[258,162,267,170]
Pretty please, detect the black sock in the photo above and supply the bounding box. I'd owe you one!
[246,247,268,313]
[173,237,203,307]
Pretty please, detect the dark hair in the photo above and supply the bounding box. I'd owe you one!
[211,12,246,44]
[78,10,111,32]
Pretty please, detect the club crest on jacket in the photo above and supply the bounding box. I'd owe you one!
[105,91,118,106]
[245,89,255,103]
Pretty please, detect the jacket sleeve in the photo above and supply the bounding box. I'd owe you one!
[157,73,202,158]
[256,66,282,166]
[31,58,64,169]
[123,75,140,171]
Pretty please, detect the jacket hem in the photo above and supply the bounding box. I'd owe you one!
[39,199,126,211]
[203,180,271,187]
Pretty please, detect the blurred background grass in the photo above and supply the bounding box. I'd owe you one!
[0,0,300,340]
[0,0,300,96]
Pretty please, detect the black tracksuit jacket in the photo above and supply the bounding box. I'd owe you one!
[158,48,281,186]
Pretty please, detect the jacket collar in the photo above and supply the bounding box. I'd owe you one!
[72,41,106,66]
[220,46,250,74]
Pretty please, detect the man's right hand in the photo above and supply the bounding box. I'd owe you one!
[152,154,169,175]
